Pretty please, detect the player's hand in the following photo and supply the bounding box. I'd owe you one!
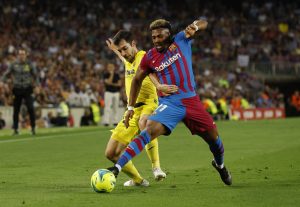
[157,84,178,96]
[185,19,208,37]
[106,38,118,52]
[124,109,134,128]
[197,18,208,30]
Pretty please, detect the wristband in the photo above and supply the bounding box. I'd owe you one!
[127,106,134,111]
[193,21,199,31]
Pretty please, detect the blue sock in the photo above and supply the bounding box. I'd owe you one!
[116,130,151,169]
[209,136,224,166]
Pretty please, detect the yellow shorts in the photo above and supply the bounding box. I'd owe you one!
[111,99,157,145]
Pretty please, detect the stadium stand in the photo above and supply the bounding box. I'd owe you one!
[0,0,299,126]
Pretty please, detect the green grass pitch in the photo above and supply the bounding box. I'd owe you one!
[0,118,300,207]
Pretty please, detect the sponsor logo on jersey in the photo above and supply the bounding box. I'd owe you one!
[154,53,181,71]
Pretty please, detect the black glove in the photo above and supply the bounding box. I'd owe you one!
[107,166,120,178]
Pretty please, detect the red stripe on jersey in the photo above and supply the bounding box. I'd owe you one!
[160,68,168,84]
[173,52,187,93]
[126,147,136,157]
[134,136,144,151]
[174,43,193,91]
[165,52,177,87]
[167,64,177,86]
[152,49,168,84]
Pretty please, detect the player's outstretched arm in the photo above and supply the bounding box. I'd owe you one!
[124,68,148,128]
[106,38,126,63]
[149,73,178,96]
[184,17,208,39]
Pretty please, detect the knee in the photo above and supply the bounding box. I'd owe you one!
[144,121,161,139]
[138,117,147,130]
[200,128,219,144]
[144,124,153,138]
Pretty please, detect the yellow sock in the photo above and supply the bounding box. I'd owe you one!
[145,138,160,169]
[122,160,143,183]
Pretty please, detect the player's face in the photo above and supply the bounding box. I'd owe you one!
[151,28,171,52]
[18,50,27,62]
[117,39,135,62]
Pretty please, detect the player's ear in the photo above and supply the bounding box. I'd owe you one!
[131,40,137,48]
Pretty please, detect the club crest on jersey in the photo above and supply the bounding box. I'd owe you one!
[24,65,30,72]
[169,44,177,51]
[154,53,181,71]
[126,69,135,76]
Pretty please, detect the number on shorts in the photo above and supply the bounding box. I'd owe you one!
[155,104,168,112]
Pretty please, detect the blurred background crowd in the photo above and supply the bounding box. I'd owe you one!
[0,0,300,128]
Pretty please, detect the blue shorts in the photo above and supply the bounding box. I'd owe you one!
[148,95,216,135]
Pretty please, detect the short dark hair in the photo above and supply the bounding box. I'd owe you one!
[112,30,133,45]
[149,19,172,32]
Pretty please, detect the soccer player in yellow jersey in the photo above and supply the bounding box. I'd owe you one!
[105,30,178,186]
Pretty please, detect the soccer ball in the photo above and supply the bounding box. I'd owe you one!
[91,169,116,193]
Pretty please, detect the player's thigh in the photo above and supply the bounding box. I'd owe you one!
[105,138,127,159]
[138,102,157,130]
[138,114,148,130]
[145,119,168,139]
[110,117,139,145]
[182,95,217,135]
[148,100,185,135]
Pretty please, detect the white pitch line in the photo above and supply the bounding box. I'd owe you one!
[0,130,99,144]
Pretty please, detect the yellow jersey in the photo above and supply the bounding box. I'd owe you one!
[124,50,157,103]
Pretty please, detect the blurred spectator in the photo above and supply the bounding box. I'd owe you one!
[256,91,272,108]
[102,63,121,126]
[80,108,93,126]
[241,97,250,109]
[90,99,101,125]
[44,111,56,128]
[290,90,300,111]
[231,95,242,109]
[68,87,81,107]
[35,108,47,128]
[68,111,75,127]
[0,112,6,129]
[50,96,70,127]
[217,97,229,120]
[203,98,218,120]
[0,0,295,116]
[56,96,69,126]
[1,49,39,135]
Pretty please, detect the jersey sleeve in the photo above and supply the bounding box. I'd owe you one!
[140,53,152,73]
[174,31,192,43]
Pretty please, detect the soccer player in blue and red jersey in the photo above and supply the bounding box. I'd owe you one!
[108,18,232,185]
